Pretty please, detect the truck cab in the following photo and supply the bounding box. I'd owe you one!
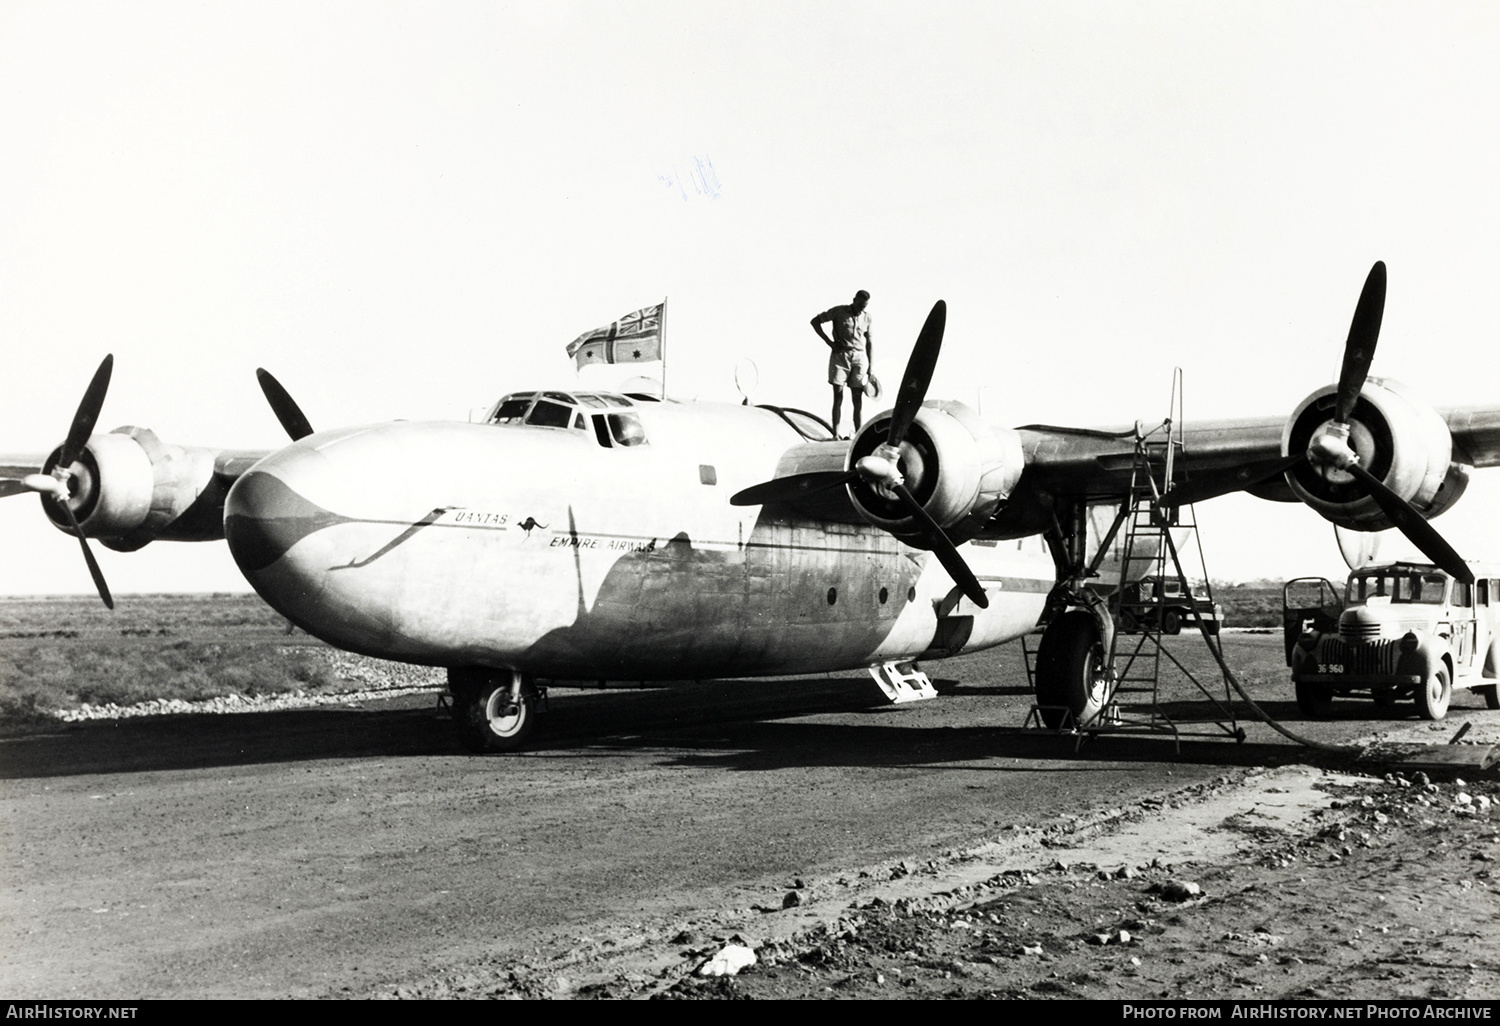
[1117,575,1224,635]
[1285,562,1500,720]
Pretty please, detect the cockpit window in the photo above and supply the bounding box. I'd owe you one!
[607,412,647,446]
[525,400,575,429]
[489,391,636,431]
[491,396,534,424]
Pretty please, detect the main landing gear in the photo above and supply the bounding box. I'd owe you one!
[449,667,540,753]
[1033,610,1113,730]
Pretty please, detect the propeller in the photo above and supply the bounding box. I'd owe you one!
[731,301,989,608]
[0,356,117,608]
[1164,262,1472,584]
[1334,524,1384,571]
[256,368,314,441]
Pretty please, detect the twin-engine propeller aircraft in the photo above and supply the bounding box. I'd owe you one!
[4,263,1499,751]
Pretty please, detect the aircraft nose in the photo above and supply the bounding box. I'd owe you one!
[224,467,350,574]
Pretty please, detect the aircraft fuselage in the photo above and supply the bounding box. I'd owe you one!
[223,401,1053,680]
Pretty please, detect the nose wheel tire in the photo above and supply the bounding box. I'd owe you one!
[1417,665,1452,721]
[451,669,538,753]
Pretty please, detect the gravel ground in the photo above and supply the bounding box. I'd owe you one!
[50,651,447,721]
[656,764,1500,1000]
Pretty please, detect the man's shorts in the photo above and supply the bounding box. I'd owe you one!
[828,348,869,389]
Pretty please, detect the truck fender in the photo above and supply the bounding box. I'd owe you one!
[1397,642,1443,686]
[1289,635,1317,679]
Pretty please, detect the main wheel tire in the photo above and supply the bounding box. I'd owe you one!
[452,669,538,753]
[1417,664,1452,721]
[1480,683,1500,711]
[1035,610,1111,730]
[1295,680,1333,719]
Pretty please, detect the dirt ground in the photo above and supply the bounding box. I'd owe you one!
[4,600,1499,1001]
[654,764,1500,1001]
[363,728,1500,1001]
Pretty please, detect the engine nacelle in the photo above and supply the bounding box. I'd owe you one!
[42,427,228,551]
[847,400,1023,547]
[1283,377,1469,530]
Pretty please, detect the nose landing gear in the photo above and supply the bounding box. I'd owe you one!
[450,667,540,753]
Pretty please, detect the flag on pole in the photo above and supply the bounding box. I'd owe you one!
[566,303,664,369]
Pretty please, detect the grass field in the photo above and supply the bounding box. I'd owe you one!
[0,595,370,724]
[0,585,1302,727]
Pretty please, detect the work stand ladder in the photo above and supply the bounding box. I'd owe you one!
[1025,370,1245,751]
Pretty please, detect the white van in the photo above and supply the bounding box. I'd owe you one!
[1283,562,1500,720]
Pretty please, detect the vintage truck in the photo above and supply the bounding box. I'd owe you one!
[1284,562,1500,720]
[1116,575,1224,635]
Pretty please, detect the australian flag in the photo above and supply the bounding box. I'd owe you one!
[566,303,664,369]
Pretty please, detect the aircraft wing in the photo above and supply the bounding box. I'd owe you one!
[1015,416,1286,500]
[1016,404,1500,503]
[0,457,45,498]
[1444,406,1500,468]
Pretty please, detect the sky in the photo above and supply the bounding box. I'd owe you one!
[1,0,1498,595]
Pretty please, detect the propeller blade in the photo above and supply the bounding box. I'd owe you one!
[59,355,113,468]
[891,481,988,609]
[0,479,31,499]
[1334,524,1385,571]
[729,470,856,507]
[1159,454,1306,508]
[256,368,315,441]
[1334,261,1385,424]
[886,300,946,449]
[1344,461,1472,584]
[56,497,113,609]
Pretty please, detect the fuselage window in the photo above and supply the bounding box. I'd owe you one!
[607,412,647,447]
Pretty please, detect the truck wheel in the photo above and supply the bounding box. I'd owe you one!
[1295,680,1332,719]
[452,669,539,753]
[1162,610,1182,635]
[1480,683,1500,711]
[1035,611,1111,730]
[1417,665,1452,721]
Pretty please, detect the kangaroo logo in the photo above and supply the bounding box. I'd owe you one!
[518,516,549,537]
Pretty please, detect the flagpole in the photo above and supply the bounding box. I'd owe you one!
[659,296,669,399]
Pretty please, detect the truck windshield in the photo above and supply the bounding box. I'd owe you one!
[1347,571,1448,606]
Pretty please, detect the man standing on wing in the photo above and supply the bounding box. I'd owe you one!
[811,289,873,438]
